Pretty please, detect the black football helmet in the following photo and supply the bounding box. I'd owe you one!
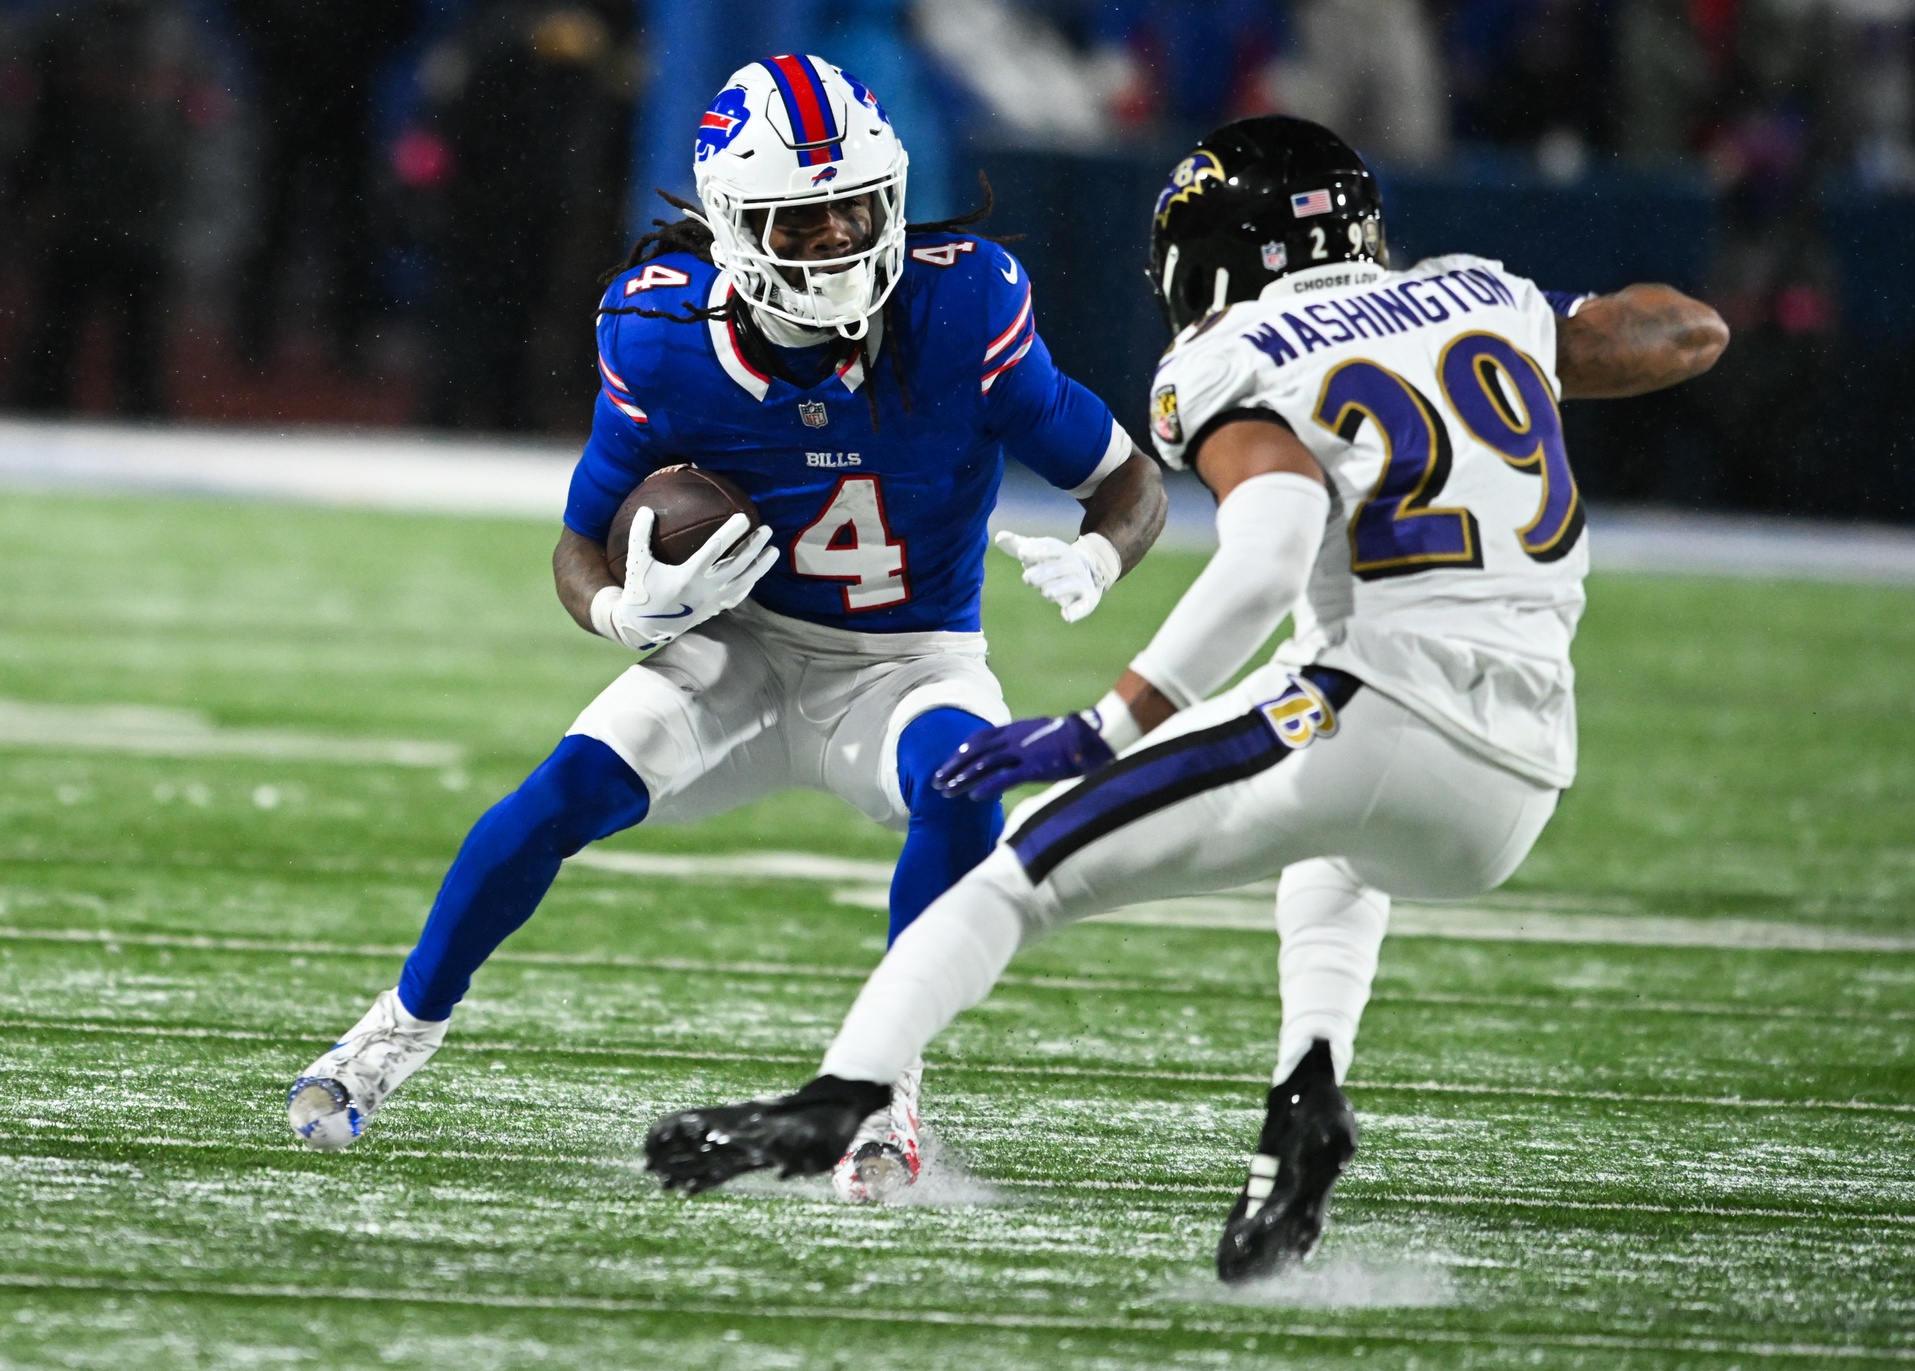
[1147,116,1386,336]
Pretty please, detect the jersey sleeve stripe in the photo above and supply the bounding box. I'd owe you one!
[984,284,1033,363]
[597,353,630,393]
[603,389,649,424]
[980,332,1035,394]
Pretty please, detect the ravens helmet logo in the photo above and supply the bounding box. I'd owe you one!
[1153,151,1227,227]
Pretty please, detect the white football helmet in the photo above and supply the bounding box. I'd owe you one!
[691,55,908,338]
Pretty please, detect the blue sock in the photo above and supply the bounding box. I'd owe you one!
[397,735,650,1020]
[888,708,1004,945]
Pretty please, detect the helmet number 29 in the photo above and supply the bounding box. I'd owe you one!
[1307,224,1366,262]
[792,475,911,611]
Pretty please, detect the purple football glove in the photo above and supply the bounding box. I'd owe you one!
[933,712,1117,802]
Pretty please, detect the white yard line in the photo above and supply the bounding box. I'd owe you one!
[571,849,895,884]
[0,1127,1905,1228]
[0,1130,591,1168]
[1092,893,1915,954]
[1003,1177,1915,1226]
[0,699,462,768]
[0,1273,1905,1360]
[6,837,1907,953]
[0,418,573,518]
[4,1015,1909,1115]
[6,417,1915,580]
[592,849,1915,954]
[1,924,1907,1023]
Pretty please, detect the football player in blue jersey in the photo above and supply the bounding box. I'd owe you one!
[285,54,1168,1199]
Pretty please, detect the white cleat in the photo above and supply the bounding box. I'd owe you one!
[287,988,449,1151]
[831,1059,922,1203]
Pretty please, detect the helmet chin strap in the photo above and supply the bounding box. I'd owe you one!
[752,305,836,349]
[754,261,877,343]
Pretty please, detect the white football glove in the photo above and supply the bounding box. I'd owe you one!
[592,509,777,654]
[994,530,1121,623]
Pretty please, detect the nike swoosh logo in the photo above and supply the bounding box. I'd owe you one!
[1018,716,1068,749]
[637,604,696,620]
[999,257,1018,284]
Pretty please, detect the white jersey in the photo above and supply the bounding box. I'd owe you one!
[1149,255,1587,788]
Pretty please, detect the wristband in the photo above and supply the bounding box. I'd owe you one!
[589,585,622,642]
[1072,532,1123,592]
[1543,290,1596,318]
[1085,689,1143,751]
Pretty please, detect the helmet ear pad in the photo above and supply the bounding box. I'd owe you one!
[1148,116,1387,336]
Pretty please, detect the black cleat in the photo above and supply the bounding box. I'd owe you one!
[644,1075,891,1196]
[1216,1039,1358,1283]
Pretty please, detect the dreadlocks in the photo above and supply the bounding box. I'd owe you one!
[593,173,1018,425]
[596,190,729,324]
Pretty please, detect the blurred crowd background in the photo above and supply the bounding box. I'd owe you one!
[1,0,1911,520]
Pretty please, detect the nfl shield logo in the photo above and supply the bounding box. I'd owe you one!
[799,400,828,428]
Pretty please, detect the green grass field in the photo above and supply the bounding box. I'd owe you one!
[1,491,1912,1370]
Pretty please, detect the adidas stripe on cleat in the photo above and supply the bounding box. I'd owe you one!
[1216,1038,1358,1283]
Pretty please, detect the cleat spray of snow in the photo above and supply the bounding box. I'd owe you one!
[1165,1248,1457,1309]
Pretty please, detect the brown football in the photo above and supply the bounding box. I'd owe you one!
[606,465,762,580]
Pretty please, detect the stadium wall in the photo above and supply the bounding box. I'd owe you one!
[977,147,1915,524]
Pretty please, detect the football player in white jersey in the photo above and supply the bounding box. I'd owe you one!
[641,117,1728,1281]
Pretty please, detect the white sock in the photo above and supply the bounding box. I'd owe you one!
[1272,857,1389,1085]
[821,850,1030,1085]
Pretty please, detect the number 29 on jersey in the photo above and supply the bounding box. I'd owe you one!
[1318,332,1584,580]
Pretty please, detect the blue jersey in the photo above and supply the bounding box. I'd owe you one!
[564,234,1122,634]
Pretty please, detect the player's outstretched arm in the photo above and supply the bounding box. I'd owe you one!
[1078,445,1169,576]
[938,420,1325,802]
[1110,418,1325,734]
[995,446,1167,624]
[1556,285,1730,399]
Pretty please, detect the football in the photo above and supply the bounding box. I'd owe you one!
[606,464,761,579]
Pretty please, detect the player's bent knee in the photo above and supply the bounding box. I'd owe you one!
[895,708,994,812]
[506,734,652,857]
[969,844,1063,949]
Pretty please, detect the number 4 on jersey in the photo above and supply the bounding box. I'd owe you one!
[793,476,910,611]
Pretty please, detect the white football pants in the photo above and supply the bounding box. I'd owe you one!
[820,662,1559,1087]
[568,600,1009,830]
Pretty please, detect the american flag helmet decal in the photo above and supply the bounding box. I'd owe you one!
[1291,189,1333,218]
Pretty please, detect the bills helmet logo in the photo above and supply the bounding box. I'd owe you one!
[1154,150,1226,227]
[841,70,890,125]
[811,166,839,186]
[695,87,752,162]
[1259,676,1340,750]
